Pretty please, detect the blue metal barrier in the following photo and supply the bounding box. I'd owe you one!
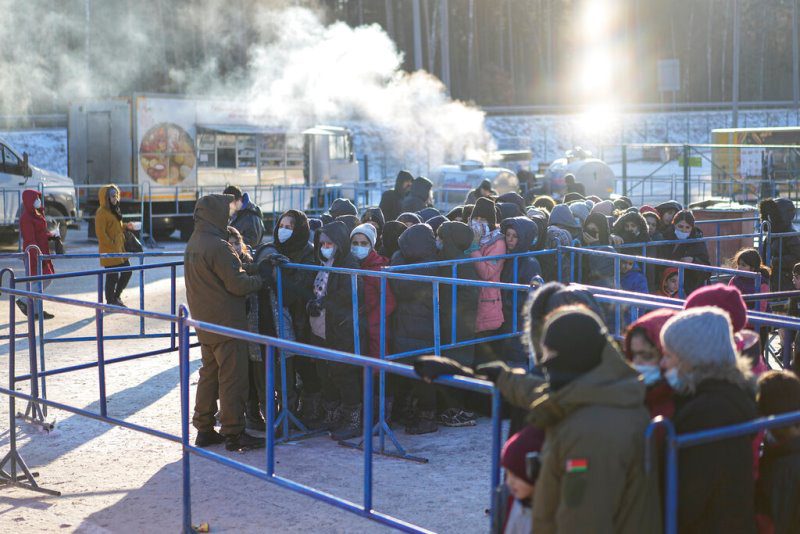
[0,281,502,533]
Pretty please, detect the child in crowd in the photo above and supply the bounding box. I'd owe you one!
[500,425,544,534]
[729,247,771,312]
[755,370,800,534]
[657,267,680,298]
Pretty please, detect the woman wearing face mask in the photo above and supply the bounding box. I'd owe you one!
[350,223,396,359]
[307,220,365,441]
[624,309,676,420]
[660,307,758,534]
[266,209,325,426]
[96,184,136,307]
[468,197,507,365]
[661,209,710,295]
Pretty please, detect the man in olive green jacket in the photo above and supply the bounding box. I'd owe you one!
[185,194,264,451]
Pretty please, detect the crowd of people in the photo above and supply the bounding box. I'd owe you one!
[169,173,800,532]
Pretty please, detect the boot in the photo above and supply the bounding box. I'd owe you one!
[246,412,266,432]
[330,404,362,442]
[320,401,341,431]
[42,310,54,320]
[195,429,225,448]
[224,431,266,452]
[298,392,324,428]
[16,299,28,317]
[405,410,438,435]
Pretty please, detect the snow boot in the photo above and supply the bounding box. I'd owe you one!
[224,431,266,452]
[331,404,362,442]
[405,411,438,435]
[195,430,225,448]
[16,299,28,317]
[298,392,324,428]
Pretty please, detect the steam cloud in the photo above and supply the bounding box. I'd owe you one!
[0,1,491,175]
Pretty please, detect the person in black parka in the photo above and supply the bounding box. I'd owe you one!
[760,197,800,291]
[499,217,543,366]
[661,210,711,295]
[361,207,385,250]
[379,170,413,222]
[307,220,366,440]
[400,176,434,213]
[465,179,497,204]
[390,223,440,434]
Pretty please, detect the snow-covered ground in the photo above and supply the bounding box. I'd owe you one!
[0,229,498,533]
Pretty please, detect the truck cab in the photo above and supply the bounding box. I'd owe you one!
[0,137,77,241]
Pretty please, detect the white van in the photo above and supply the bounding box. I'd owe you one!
[0,137,77,241]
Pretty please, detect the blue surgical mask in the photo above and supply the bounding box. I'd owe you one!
[320,246,335,260]
[664,367,683,390]
[352,245,370,260]
[634,364,662,386]
[674,229,690,240]
[277,228,293,243]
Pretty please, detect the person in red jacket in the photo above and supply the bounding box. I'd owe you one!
[623,308,676,420]
[18,189,57,319]
[350,223,396,358]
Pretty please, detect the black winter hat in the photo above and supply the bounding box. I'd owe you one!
[397,212,423,226]
[471,197,497,228]
[426,214,447,234]
[563,192,585,204]
[329,198,358,218]
[335,214,360,234]
[446,206,464,221]
[395,170,414,191]
[540,306,606,390]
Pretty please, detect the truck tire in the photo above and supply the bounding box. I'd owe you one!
[45,204,68,242]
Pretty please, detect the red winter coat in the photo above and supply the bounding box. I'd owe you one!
[19,190,54,276]
[361,250,396,358]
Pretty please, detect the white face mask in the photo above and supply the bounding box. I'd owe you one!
[634,364,662,386]
[33,198,42,209]
[277,228,293,243]
[674,229,690,240]
[352,245,370,260]
[320,246,335,260]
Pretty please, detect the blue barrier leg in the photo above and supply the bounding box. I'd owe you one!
[266,345,276,476]
[433,282,441,355]
[363,368,374,511]
[96,274,108,418]
[139,255,145,336]
[178,310,192,533]
[489,387,502,525]
[379,277,387,453]
[170,265,177,350]
[665,432,679,534]
[36,255,47,417]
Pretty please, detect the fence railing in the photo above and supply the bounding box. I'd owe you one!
[0,276,503,533]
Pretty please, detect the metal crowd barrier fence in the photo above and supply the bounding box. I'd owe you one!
[2,248,186,423]
[275,261,532,462]
[0,281,502,533]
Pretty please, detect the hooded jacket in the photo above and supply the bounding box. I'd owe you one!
[400,176,434,213]
[328,197,358,219]
[548,204,580,232]
[361,207,385,249]
[465,179,497,204]
[184,194,263,344]
[471,229,506,333]
[268,209,317,342]
[497,192,526,214]
[379,171,412,222]
[500,217,542,364]
[612,211,650,245]
[312,221,364,352]
[95,184,127,267]
[657,267,679,297]
[525,341,662,534]
[20,189,54,276]
[380,220,406,259]
[359,249,396,358]
[417,207,441,222]
[389,223,439,356]
[229,192,264,248]
[672,376,758,533]
[760,198,800,290]
[437,221,480,366]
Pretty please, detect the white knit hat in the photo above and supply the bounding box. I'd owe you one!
[661,306,736,367]
[350,223,377,249]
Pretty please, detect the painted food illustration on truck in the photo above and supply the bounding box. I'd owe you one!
[139,123,196,185]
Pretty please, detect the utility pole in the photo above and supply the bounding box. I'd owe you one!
[412,0,424,71]
[85,0,91,82]
[440,0,451,93]
[732,0,740,127]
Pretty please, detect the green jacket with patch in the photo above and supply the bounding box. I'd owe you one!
[498,342,662,534]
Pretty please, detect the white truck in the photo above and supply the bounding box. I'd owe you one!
[0,137,78,243]
[68,94,360,240]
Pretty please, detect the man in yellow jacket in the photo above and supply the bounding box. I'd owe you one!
[95,185,135,305]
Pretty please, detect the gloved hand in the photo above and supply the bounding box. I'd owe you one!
[413,356,475,383]
[306,297,325,317]
[258,261,274,286]
[267,253,290,266]
[475,361,511,383]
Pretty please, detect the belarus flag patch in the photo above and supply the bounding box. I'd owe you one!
[565,459,588,473]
